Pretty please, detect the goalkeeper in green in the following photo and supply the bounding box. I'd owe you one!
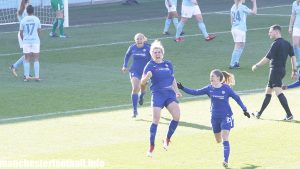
[49,0,67,38]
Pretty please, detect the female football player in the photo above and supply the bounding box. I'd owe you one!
[141,40,182,157]
[177,69,250,167]
[229,0,257,69]
[10,0,29,77]
[289,0,300,67]
[122,33,151,118]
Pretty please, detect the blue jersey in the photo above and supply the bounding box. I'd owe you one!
[182,84,247,118]
[143,60,175,93]
[182,0,196,6]
[231,4,251,32]
[123,43,151,77]
[20,15,41,44]
[292,1,300,29]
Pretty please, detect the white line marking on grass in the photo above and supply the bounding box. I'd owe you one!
[0,4,291,35]
[0,25,287,57]
[0,88,264,123]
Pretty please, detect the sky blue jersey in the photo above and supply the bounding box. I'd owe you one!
[143,60,175,93]
[182,84,247,118]
[292,1,300,29]
[123,43,151,74]
[166,0,177,6]
[20,15,41,44]
[182,0,196,7]
[17,9,28,22]
[231,4,251,32]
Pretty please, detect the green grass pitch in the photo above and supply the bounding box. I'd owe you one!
[0,1,299,168]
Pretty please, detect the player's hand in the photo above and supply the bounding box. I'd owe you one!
[177,82,184,89]
[121,67,128,73]
[243,110,251,118]
[176,91,182,98]
[146,71,152,79]
[282,85,288,90]
[251,64,258,72]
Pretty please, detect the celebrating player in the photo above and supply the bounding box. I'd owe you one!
[20,5,42,81]
[175,0,215,42]
[122,33,151,118]
[177,69,250,167]
[229,0,257,69]
[141,40,182,157]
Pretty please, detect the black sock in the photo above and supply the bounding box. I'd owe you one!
[277,93,293,117]
[259,94,272,115]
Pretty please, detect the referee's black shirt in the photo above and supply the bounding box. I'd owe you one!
[266,38,294,69]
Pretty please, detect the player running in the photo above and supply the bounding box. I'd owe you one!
[122,33,151,118]
[175,0,215,42]
[177,69,250,167]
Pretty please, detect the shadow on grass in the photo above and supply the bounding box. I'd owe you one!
[136,117,211,131]
[259,118,300,124]
[241,163,261,169]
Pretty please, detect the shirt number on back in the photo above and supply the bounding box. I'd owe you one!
[26,23,35,35]
[232,11,241,23]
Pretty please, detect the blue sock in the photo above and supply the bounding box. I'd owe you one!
[13,55,25,69]
[163,19,171,33]
[23,61,30,78]
[230,48,239,66]
[34,61,40,78]
[172,18,179,29]
[131,93,138,112]
[223,141,230,163]
[167,120,179,139]
[175,22,184,38]
[294,47,300,66]
[197,21,209,38]
[150,123,158,145]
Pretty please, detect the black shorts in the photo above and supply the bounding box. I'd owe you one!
[267,68,285,88]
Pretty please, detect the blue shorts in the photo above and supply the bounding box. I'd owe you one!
[151,90,178,108]
[129,71,142,80]
[211,116,234,133]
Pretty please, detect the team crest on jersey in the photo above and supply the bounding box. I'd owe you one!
[222,91,225,94]
[143,49,146,52]
[165,64,168,67]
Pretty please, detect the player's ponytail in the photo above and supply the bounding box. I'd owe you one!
[222,71,235,86]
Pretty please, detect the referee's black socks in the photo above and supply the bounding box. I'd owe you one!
[277,93,293,117]
[259,94,272,115]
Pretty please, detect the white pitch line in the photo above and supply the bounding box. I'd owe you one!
[0,4,291,35]
[0,88,264,123]
[0,25,284,57]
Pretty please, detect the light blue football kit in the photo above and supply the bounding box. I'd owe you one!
[292,1,300,66]
[230,4,251,67]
